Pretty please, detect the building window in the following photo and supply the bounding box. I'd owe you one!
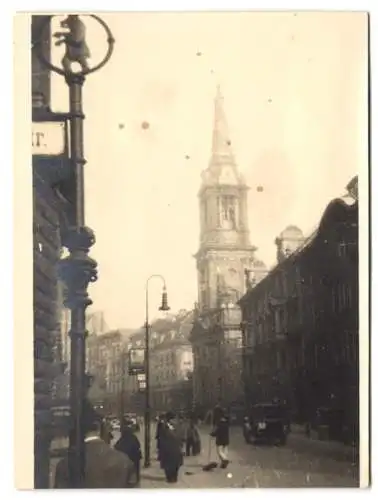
[220,196,237,228]
[338,241,348,257]
[203,199,208,226]
[332,287,337,312]
[314,345,318,369]
[346,284,352,308]
[258,323,263,344]
[337,283,350,310]
[276,351,281,370]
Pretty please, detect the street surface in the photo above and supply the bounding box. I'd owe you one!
[112,423,359,488]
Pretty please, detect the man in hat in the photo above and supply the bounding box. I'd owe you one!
[54,404,138,488]
[159,412,184,483]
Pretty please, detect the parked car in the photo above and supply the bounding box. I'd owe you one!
[243,403,290,446]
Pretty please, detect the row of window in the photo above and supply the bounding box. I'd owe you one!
[246,280,354,347]
[251,330,357,376]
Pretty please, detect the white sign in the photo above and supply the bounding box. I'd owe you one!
[32,121,66,156]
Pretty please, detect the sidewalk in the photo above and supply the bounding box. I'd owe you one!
[199,424,358,464]
[140,446,245,488]
[288,424,358,464]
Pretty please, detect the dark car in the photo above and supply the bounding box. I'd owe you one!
[243,403,290,446]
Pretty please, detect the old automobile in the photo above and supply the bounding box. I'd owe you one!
[243,403,290,445]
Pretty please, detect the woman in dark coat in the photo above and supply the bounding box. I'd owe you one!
[159,412,184,483]
[114,419,142,484]
[210,408,230,469]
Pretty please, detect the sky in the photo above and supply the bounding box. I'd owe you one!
[50,11,367,331]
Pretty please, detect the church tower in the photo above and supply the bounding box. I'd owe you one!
[195,86,256,312]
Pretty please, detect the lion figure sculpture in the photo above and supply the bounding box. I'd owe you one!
[53,15,91,73]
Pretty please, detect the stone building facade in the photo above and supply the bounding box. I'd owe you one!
[31,15,76,488]
[128,311,194,413]
[149,312,194,412]
[239,178,358,443]
[86,328,134,414]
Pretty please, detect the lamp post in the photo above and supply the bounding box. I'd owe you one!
[144,275,170,468]
[34,15,114,487]
[119,349,127,425]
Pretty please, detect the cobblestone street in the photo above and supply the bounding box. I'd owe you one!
[111,424,359,488]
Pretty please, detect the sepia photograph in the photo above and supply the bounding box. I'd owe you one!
[14,9,369,490]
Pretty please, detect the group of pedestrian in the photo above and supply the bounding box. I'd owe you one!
[54,401,230,488]
[54,405,140,488]
[155,411,201,483]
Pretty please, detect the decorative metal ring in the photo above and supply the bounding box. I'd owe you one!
[34,14,115,77]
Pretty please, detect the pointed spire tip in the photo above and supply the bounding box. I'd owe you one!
[215,83,223,100]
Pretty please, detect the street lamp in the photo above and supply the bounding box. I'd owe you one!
[144,275,170,468]
[34,15,114,487]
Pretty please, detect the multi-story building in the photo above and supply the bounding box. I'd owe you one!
[128,311,194,413]
[239,177,358,443]
[150,311,194,411]
[86,328,134,414]
[189,86,262,411]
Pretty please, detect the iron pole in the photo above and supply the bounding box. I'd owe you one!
[66,73,87,488]
[144,287,151,468]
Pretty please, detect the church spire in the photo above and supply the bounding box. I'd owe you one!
[211,85,236,165]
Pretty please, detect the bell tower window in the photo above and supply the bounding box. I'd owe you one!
[221,195,237,229]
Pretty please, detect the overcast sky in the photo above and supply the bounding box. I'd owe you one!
[51,11,367,330]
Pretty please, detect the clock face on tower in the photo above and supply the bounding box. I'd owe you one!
[219,167,237,185]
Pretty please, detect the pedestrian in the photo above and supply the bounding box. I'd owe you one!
[54,404,138,488]
[210,407,230,469]
[114,418,142,485]
[155,413,165,462]
[176,413,187,454]
[102,417,113,444]
[159,411,184,483]
[185,418,201,457]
